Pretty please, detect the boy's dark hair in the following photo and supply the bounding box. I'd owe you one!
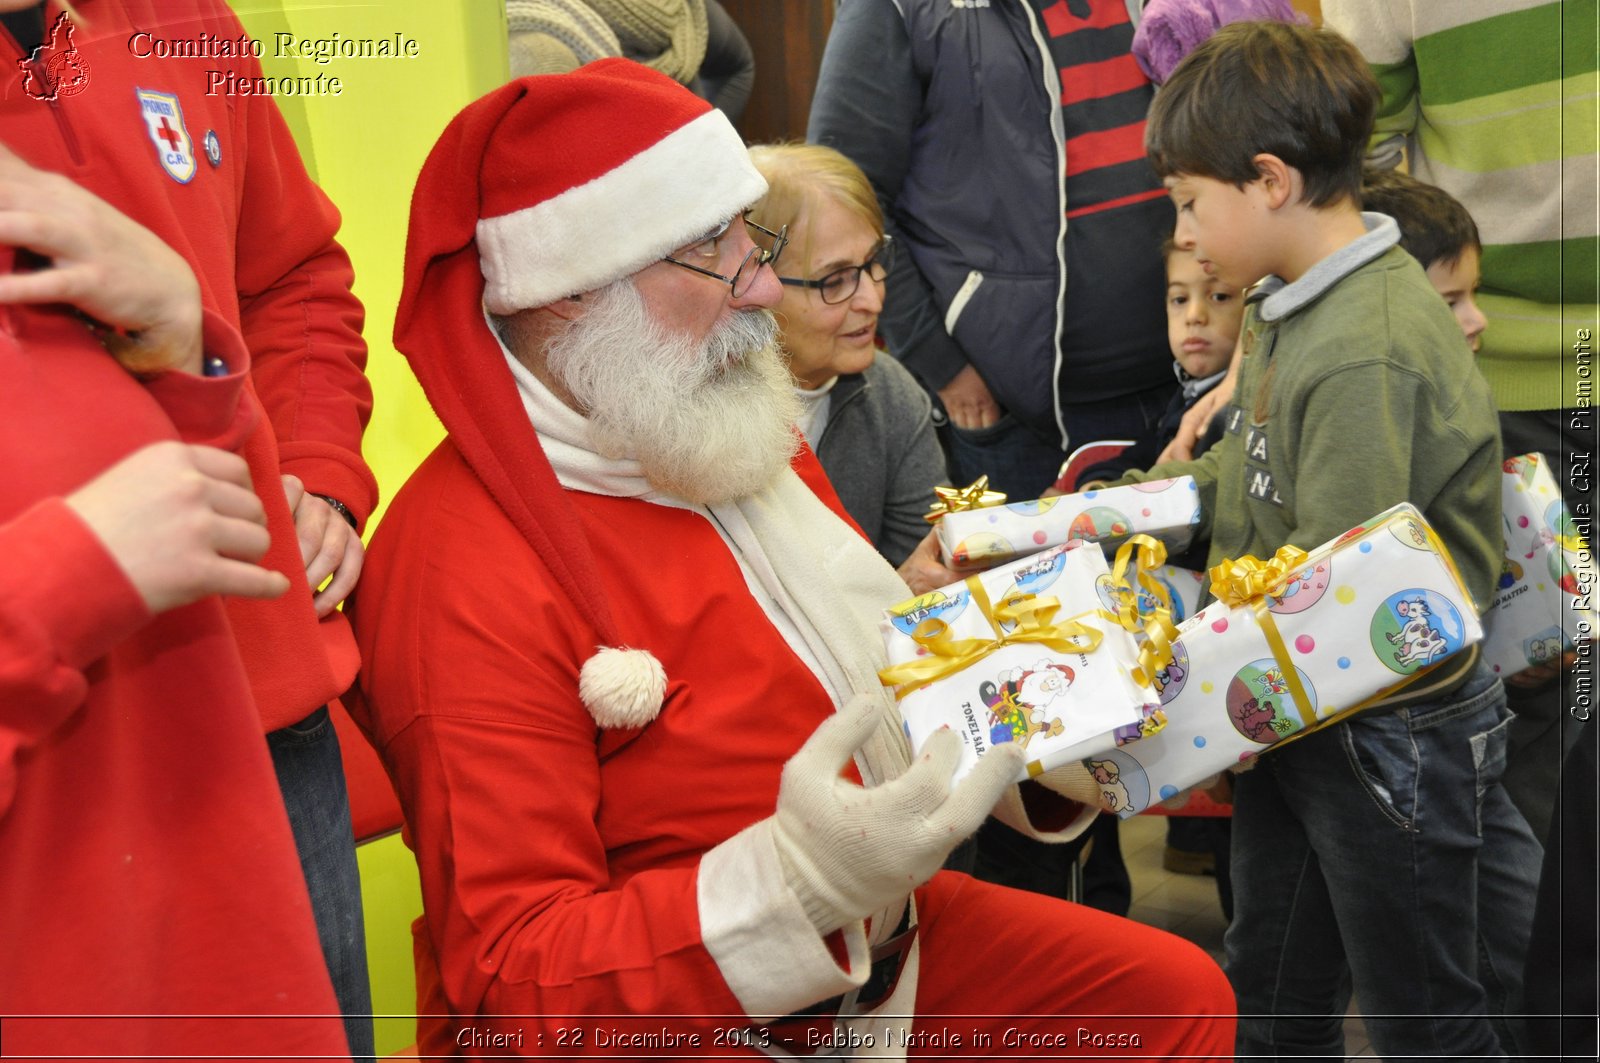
[1360,167,1482,269]
[1146,21,1379,208]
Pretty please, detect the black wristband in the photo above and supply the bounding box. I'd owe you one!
[312,493,358,530]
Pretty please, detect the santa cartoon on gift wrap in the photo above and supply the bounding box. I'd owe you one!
[1388,598,1449,667]
[980,661,1073,749]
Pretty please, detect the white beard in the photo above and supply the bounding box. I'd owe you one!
[544,279,801,506]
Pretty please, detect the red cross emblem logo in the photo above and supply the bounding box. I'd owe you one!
[18,12,90,102]
[136,88,196,184]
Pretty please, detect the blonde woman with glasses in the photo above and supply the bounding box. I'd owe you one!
[748,143,951,578]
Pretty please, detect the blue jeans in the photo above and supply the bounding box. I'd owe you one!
[939,412,1066,500]
[268,706,374,1060]
[1226,662,1541,1062]
[939,381,1178,499]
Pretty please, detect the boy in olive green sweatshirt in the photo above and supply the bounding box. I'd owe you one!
[1119,21,1541,1060]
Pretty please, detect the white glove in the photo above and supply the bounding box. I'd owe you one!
[772,699,1023,935]
[1034,760,1150,817]
[1034,761,1110,808]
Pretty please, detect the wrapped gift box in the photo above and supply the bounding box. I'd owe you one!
[879,541,1166,785]
[935,477,1202,572]
[1481,453,1597,677]
[1079,503,1485,817]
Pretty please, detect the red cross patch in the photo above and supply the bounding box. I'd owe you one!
[136,88,196,184]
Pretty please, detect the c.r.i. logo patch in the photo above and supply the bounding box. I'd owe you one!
[136,88,196,184]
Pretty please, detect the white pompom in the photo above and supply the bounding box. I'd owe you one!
[578,646,667,729]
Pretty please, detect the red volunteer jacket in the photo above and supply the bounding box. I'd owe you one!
[0,0,376,730]
[0,292,347,1056]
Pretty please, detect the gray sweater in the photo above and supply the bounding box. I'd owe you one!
[814,355,949,567]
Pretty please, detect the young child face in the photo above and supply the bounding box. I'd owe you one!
[1164,173,1274,292]
[1166,250,1244,378]
[1423,245,1488,353]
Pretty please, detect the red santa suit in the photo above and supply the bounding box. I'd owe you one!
[347,62,1235,1059]
[0,0,375,731]
[0,278,347,1056]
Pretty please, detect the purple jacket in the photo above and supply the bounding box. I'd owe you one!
[1131,0,1308,83]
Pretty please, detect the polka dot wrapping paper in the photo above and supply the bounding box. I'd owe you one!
[1082,502,1484,817]
[1480,453,1596,677]
[934,477,1202,572]
[879,541,1165,787]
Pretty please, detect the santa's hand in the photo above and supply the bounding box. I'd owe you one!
[1034,761,1119,810]
[773,697,1022,934]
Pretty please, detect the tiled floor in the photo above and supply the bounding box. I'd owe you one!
[1119,813,1376,1060]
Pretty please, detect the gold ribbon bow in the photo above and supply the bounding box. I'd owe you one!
[924,475,1007,524]
[878,577,1103,700]
[1206,545,1318,728]
[1107,535,1180,689]
[1207,545,1312,608]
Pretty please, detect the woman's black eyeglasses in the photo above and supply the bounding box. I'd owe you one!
[778,236,895,305]
[662,216,789,298]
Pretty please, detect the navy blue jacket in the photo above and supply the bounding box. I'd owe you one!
[809,0,1174,445]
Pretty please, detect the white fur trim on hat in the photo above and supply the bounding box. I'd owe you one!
[477,108,766,312]
[579,646,667,728]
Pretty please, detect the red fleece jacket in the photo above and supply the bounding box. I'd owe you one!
[0,0,375,730]
[0,293,346,1056]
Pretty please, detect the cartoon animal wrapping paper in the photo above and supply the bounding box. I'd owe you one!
[879,541,1164,785]
[1481,453,1597,677]
[935,477,1202,572]
[1084,503,1485,817]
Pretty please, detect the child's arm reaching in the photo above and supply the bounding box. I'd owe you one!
[1159,330,1244,463]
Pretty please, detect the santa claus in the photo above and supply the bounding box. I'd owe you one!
[346,59,1234,1058]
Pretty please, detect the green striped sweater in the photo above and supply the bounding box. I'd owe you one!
[1324,0,1598,411]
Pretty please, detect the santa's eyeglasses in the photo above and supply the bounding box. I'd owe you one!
[778,236,895,305]
[662,215,788,298]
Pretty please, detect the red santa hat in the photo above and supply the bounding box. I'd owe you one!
[460,58,765,312]
[394,61,763,729]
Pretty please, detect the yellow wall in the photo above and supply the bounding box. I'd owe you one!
[233,5,509,1050]
[238,1,509,527]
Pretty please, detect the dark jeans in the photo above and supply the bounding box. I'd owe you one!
[1503,670,1583,841]
[1167,815,1234,921]
[938,380,1179,500]
[1226,663,1541,1061]
[268,706,374,1060]
[1524,713,1598,1059]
